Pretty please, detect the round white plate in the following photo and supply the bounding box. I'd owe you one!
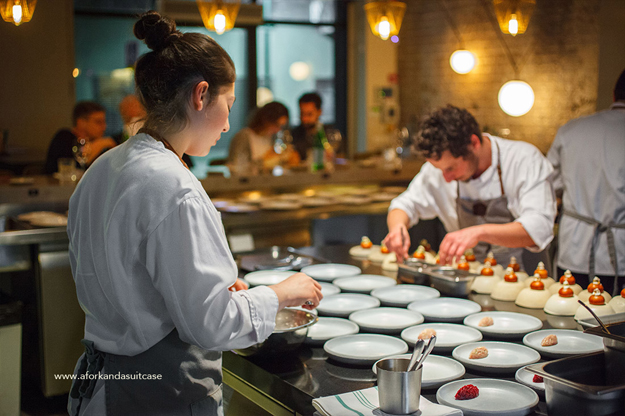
[515,366,545,393]
[243,270,294,287]
[401,323,483,353]
[317,294,380,318]
[348,308,424,334]
[324,334,408,365]
[17,211,68,227]
[301,263,361,282]
[437,378,539,416]
[407,298,482,322]
[259,200,303,210]
[452,341,540,374]
[463,311,543,339]
[522,329,604,358]
[301,197,335,207]
[372,354,465,389]
[333,274,397,294]
[370,192,397,202]
[220,203,258,213]
[340,195,373,205]
[319,282,340,297]
[348,245,380,258]
[304,317,359,345]
[371,285,440,307]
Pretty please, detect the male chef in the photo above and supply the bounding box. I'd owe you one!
[384,105,557,271]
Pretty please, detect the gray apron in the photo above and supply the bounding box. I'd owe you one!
[561,209,625,296]
[456,141,550,272]
[69,329,223,416]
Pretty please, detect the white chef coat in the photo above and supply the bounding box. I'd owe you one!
[68,133,279,357]
[389,134,556,252]
[547,102,625,275]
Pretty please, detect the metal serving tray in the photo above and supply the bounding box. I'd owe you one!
[398,260,478,296]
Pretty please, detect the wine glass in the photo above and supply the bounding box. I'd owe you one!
[326,128,342,155]
[72,137,90,170]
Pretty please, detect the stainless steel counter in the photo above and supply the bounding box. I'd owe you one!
[224,245,567,415]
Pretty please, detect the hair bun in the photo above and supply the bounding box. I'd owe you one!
[134,10,180,51]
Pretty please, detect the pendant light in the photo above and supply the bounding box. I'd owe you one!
[493,0,535,36]
[439,0,476,74]
[364,0,407,41]
[498,80,534,116]
[0,0,36,26]
[196,0,241,35]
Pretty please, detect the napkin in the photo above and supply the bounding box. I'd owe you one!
[312,387,462,416]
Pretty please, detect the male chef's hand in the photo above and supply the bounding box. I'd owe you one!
[438,226,481,266]
[269,272,323,311]
[229,278,248,292]
[383,224,411,262]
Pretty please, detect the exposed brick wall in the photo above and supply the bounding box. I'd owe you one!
[398,0,600,154]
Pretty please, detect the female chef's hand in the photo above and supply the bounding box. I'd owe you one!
[383,224,411,262]
[438,226,481,265]
[269,273,323,311]
[229,278,248,292]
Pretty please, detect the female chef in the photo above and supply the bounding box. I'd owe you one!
[67,11,322,415]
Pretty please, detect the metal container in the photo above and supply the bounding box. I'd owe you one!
[376,358,422,415]
[397,258,431,286]
[234,308,318,357]
[526,352,625,416]
[585,321,625,384]
[426,266,478,297]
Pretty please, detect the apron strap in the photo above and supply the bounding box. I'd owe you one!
[562,209,625,295]
[69,339,105,416]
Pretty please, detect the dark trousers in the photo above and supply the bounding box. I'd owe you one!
[557,267,625,297]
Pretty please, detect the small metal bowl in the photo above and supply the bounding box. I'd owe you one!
[235,308,318,357]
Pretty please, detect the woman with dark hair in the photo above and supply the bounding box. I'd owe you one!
[227,101,298,174]
[67,11,321,416]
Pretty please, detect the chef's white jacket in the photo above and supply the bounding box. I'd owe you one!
[389,134,556,252]
[547,102,625,275]
[67,133,279,356]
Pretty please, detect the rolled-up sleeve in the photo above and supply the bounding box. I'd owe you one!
[143,196,279,351]
[510,153,557,252]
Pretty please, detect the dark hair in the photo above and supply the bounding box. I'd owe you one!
[298,92,322,110]
[133,11,236,135]
[72,101,105,126]
[615,69,625,101]
[248,101,289,132]
[415,105,482,160]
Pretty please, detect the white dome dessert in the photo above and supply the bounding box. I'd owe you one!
[516,274,552,309]
[549,270,583,295]
[523,262,555,288]
[470,261,499,294]
[491,267,525,301]
[574,289,615,320]
[544,281,580,316]
[609,289,625,313]
[579,277,612,303]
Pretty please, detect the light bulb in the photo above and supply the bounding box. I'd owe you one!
[12,4,22,24]
[450,50,476,74]
[498,80,534,117]
[508,14,518,36]
[214,11,226,35]
[377,16,391,40]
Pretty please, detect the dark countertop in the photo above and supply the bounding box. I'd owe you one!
[225,245,571,415]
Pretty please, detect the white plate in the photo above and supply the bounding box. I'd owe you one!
[319,282,340,297]
[301,197,335,207]
[304,317,359,345]
[401,323,483,353]
[317,294,380,318]
[348,308,424,334]
[371,285,440,307]
[407,298,482,322]
[220,203,258,213]
[243,270,294,286]
[301,263,361,282]
[372,354,466,390]
[324,334,408,365]
[463,311,543,339]
[437,378,539,416]
[452,341,540,374]
[348,245,380,258]
[369,192,397,202]
[333,274,397,294]
[515,366,545,393]
[17,211,68,227]
[522,329,604,358]
[259,200,303,210]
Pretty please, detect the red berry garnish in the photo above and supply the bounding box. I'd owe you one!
[533,374,544,383]
[455,384,479,400]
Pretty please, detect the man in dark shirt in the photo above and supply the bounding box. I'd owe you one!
[291,92,340,161]
[44,101,107,174]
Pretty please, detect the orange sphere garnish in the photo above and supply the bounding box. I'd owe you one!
[481,261,494,276]
[380,243,389,254]
[504,267,518,282]
[507,257,520,272]
[465,250,476,262]
[534,262,548,279]
[413,246,426,260]
[457,256,470,271]
[589,289,606,305]
[530,276,545,290]
[558,285,574,298]
[559,270,576,285]
[435,255,441,264]
[621,288,625,298]
[588,277,604,293]
[485,253,497,266]
[360,236,372,249]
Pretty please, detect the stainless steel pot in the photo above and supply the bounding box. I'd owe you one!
[234,308,318,357]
